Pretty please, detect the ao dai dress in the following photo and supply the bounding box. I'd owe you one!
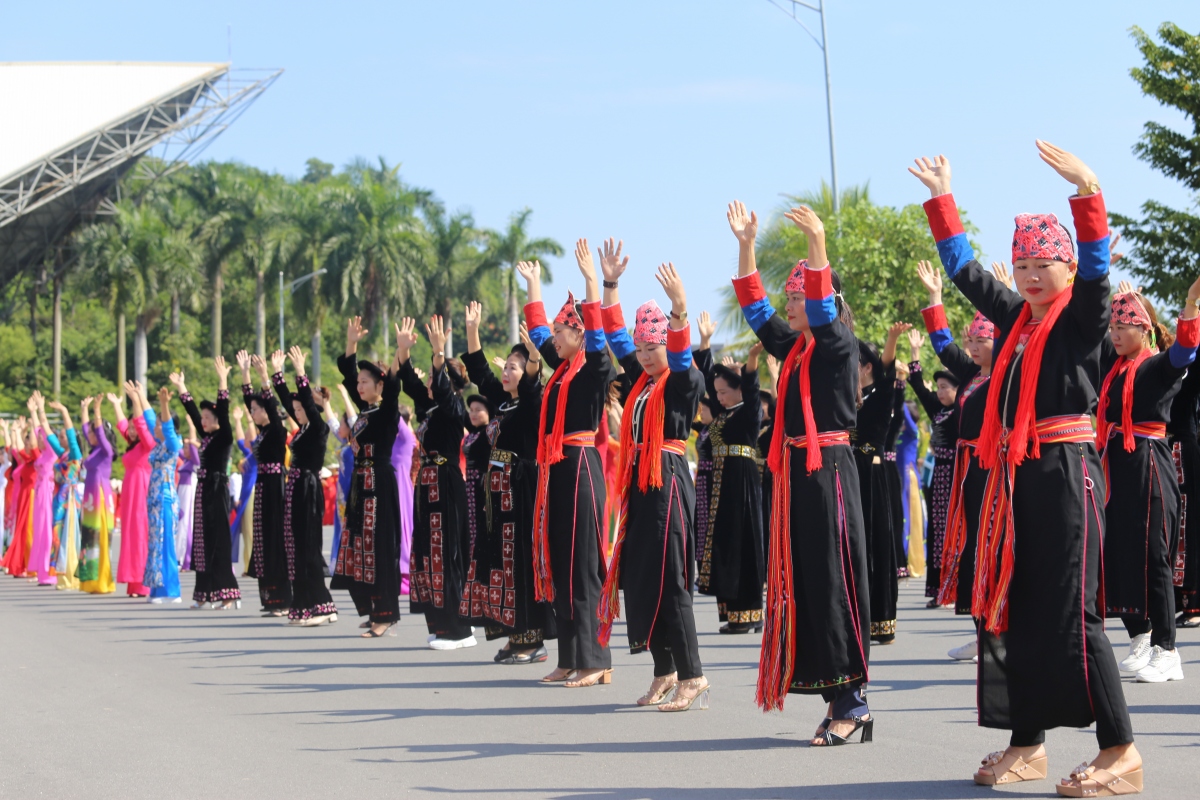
[146,412,182,599]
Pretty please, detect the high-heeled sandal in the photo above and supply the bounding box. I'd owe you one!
[974,749,1047,785]
[564,668,612,688]
[812,714,872,746]
[814,717,832,738]
[1055,763,1143,797]
[360,622,396,638]
[658,678,710,711]
[637,675,678,706]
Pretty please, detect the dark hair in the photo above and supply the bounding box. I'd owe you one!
[357,360,385,382]
[830,269,855,333]
[933,370,960,388]
[701,396,722,417]
[712,364,742,391]
[466,394,492,414]
[314,386,330,409]
[398,404,412,423]
[857,340,884,379]
[509,343,530,360]
[101,419,115,444]
[445,358,468,392]
[199,399,217,413]
[1131,292,1173,352]
[760,393,776,422]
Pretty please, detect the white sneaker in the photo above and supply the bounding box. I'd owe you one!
[148,597,164,605]
[429,635,478,651]
[948,640,978,661]
[170,597,182,604]
[427,633,437,643]
[1119,632,1153,672]
[971,655,978,664]
[1136,646,1184,683]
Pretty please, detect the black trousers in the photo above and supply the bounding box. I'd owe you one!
[425,605,472,639]
[648,608,703,681]
[556,612,612,671]
[348,582,400,624]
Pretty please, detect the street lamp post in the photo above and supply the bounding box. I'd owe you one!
[278,267,327,350]
[767,0,840,212]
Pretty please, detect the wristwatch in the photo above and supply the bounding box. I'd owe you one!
[671,310,688,323]
[602,280,618,289]
[1188,296,1200,310]
[1079,180,1101,197]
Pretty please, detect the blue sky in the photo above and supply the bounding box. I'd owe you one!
[6,1,1199,341]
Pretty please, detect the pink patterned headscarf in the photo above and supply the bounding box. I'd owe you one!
[633,300,668,345]
[553,290,583,330]
[1012,213,1074,263]
[784,259,809,293]
[967,311,995,340]
[1111,292,1153,330]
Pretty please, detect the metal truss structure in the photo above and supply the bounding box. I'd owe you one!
[0,65,282,305]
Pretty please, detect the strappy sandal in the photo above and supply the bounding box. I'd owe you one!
[974,749,1047,785]
[812,714,872,746]
[1056,763,1143,797]
[540,668,576,683]
[658,678,710,712]
[358,620,371,629]
[636,674,678,706]
[564,668,612,688]
[360,622,396,638]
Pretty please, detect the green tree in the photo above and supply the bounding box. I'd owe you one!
[720,183,978,352]
[1109,22,1200,304]
[485,208,563,344]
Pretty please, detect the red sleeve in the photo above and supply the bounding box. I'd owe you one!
[732,271,767,306]
[921,304,949,333]
[600,303,625,333]
[923,193,964,241]
[667,323,691,353]
[524,301,548,330]
[580,301,603,332]
[803,263,832,300]
[1177,315,1200,350]
[1069,191,1108,244]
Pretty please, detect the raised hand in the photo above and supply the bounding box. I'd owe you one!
[783,205,824,238]
[168,371,186,392]
[655,262,687,316]
[519,322,541,366]
[287,345,307,375]
[916,260,942,304]
[991,261,1013,290]
[765,353,780,385]
[158,386,173,405]
[123,380,139,400]
[270,349,287,375]
[908,155,952,198]
[721,355,741,370]
[906,328,924,358]
[1110,232,1125,266]
[464,301,482,332]
[749,341,765,358]
[81,396,94,412]
[1185,275,1200,320]
[425,315,448,356]
[884,322,913,365]
[1035,140,1098,194]
[515,260,541,286]
[249,354,268,384]
[412,366,427,383]
[895,360,910,382]
[697,310,716,349]
[105,392,121,406]
[214,356,232,381]
[235,350,251,378]
[232,404,244,421]
[597,238,629,284]
[574,238,596,281]
[888,321,914,342]
[346,316,369,346]
[727,200,759,245]
[1117,279,1136,296]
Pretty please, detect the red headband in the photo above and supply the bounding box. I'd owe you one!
[1012,212,1074,263]
[553,290,583,330]
[1111,292,1152,330]
[784,259,808,293]
[967,311,995,340]
[633,300,668,345]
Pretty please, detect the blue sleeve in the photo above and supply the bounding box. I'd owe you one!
[162,418,182,455]
[1169,341,1198,370]
[46,432,65,457]
[66,428,82,461]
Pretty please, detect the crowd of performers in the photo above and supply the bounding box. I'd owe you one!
[3,140,1199,794]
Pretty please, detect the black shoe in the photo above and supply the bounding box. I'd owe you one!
[493,646,512,663]
[497,645,548,664]
[1180,615,1200,628]
[813,715,873,747]
[719,621,763,634]
[925,598,939,609]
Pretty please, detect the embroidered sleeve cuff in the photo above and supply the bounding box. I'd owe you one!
[581,300,603,332]
[524,301,548,331]
[668,323,693,371]
[802,263,832,301]
[923,193,965,241]
[921,304,949,333]
[601,303,626,334]
[217,389,230,401]
[297,374,310,388]
[1177,316,1200,349]
[1069,191,1108,243]
[272,371,285,386]
[242,383,253,397]
[180,392,193,403]
[733,271,768,307]
[908,360,923,375]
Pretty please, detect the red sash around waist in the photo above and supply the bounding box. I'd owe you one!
[783,430,851,449]
[635,438,687,456]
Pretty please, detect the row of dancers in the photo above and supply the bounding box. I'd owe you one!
[2,139,1196,794]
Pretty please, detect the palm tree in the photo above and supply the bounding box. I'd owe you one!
[486,208,562,344]
[416,198,493,356]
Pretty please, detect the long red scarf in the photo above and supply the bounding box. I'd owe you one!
[976,287,1073,469]
[1096,348,1153,454]
[767,334,821,475]
[597,370,669,646]
[531,349,587,603]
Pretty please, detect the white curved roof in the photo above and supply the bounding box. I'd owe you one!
[0,61,226,182]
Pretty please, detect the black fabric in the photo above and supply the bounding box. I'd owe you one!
[853,367,898,642]
[244,383,290,610]
[908,360,958,598]
[461,349,556,642]
[952,253,1132,746]
[1100,343,1185,651]
[1170,361,1200,615]
[181,390,240,603]
[537,338,616,671]
[752,309,870,695]
[276,375,336,620]
[649,608,703,681]
[334,353,402,623]
[400,359,469,631]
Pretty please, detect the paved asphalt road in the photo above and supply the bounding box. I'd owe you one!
[2,539,1197,799]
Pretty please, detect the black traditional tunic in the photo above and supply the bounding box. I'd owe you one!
[525,299,615,672]
[462,349,555,644]
[696,360,764,625]
[180,390,240,604]
[853,353,899,643]
[604,309,705,665]
[1099,329,1198,649]
[1170,364,1200,616]
[243,382,291,611]
[334,354,402,624]
[883,377,909,579]
[692,348,715,570]
[400,360,469,637]
[908,362,958,599]
[926,191,1131,747]
[735,266,870,707]
[459,412,489,627]
[273,373,337,622]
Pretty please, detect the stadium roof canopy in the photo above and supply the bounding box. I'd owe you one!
[0,61,280,300]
